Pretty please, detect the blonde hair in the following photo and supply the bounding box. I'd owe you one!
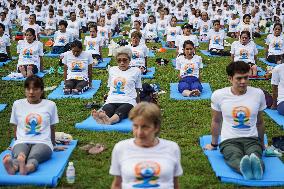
[113,46,132,60]
[129,102,161,136]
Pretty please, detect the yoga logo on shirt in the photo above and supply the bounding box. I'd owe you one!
[113,77,126,94]
[71,61,83,72]
[100,31,105,36]
[170,30,176,36]
[25,113,42,135]
[213,36,220,44]
[58,36,66,44]
[182,63,194,76]
[133,161,160,188]
[23,49,33,58]
[87,41,96,50]
[203,25,208,32]
[132,51,140,59]
[273,40,281,50]
[239,49,249,60]
[232,106,251,129]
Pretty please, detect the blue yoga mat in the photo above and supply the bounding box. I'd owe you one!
[75,116,132,132]
[0,60,12,67]
[161,41,176,50]
[111,34,123,39]
[170,82,212,100]
[256,44,264,50]
[47,80,101,100]
[264,109,284,129]
[2,72,47,81]
[93,58,111,69]
[259,58,277,67]
[142,67,155,79]
[0,104,7,112]
[147,50,155,57]
[44,52,60,58]
[200,135,284,187]
[177,21,186,25]
[39,34,54,38]
[199,40,209,43]
[200,50,220,57]
[0,140,77,187]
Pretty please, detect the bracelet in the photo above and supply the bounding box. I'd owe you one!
[211,142,218,148]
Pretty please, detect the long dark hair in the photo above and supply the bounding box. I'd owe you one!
[24,75,45,99]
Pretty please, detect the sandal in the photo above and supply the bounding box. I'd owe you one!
[88,143,106,155]
[79,144,95,152]
[85,102,101,109]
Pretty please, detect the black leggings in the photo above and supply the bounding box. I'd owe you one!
[102,103,133,120]
[209,48,231,56]
[65,79,89,92]
[267,54,284,63]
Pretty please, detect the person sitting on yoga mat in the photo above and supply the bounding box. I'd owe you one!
[205,61,266,180]
[129,20,146,45]
[176,40,203,97]
[271,62,284,115]
[227,11,240,38]
[52,20,73,55]
[208,20,230,56]
[110,102,183,189]
[0,23,12,61]
[97,17,111,46]
[144,15,159,43]
[230,31,258,77]
[3,75,66,175]
[62,40,93,95]
[67,12,82,40]
[127,31,148,75]
[84,24,103,66]
[22,14,40,41]
[199,11,211,42]
[165,16,182,48]
[17,28,44,78]
[92,46,142,125]
[237,14,260,39]
[176,24,199,57]
[265,23,284,64]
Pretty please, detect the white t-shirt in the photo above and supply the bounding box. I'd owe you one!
[165,26,182,42]
[17,40,43,69]
[10,99,59,150]
[199,20,211,36]
[176,55,203,78]
[67,20,81,39]
[97,26,111,42]
[84,36,103,55]
[157,18,168,32]
[144,23,158,39]
[127,44,148,67]
[106,66,142,106]
[0,34,11,54]
[211,87,267,142]
[62,51,93,81]
[266,34,284,56]
[0,19,12,36]
[22,23,41,36]
[131,15,144,28]
[230,41,258,64]
[105,17,117,31]
[271,64,284,104]
[175,35,199,54]
[45,17,57,30]
[53,31,73,46]
[228,18,240,32]
[237,23,255,39]
[87,11,99,23]
[208,29,225,50]
[109,138,183,189]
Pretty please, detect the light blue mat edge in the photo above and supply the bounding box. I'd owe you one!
[264,109,284,129]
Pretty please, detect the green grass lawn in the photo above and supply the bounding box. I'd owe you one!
[0,24,283,189]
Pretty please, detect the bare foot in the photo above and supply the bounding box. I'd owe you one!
[3,154,16,175]
[182,90,193,97]
[192,89,201,97]
[99,111,112,124]
[63,88,71,95]
[19,66,27,77]
[72,89,80,95]
[94,111,105,124]
[18,152,27,175]
[92,109,101,123]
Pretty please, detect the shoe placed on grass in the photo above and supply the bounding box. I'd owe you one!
[48,67,55,74]
[250,153,263,180]
[240,155,253,180]
[57,66,64,74]
[272,136,284,153]
[88,143,106,155]
[264,146,282,157]
[85,102,101,109]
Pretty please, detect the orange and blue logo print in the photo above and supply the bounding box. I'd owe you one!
[71,61,83,72]
[133,161,161,188]
[232,106,250,129]
[25,113,42,135]
[113,77,126,94]
[183,63,194,76]
[87,41,96,50]
[240,49,248,60]
[58,36,66,44]
[213,35,220,44]
[23,49,33,58]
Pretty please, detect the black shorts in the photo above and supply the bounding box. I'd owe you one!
[102,103,133,121]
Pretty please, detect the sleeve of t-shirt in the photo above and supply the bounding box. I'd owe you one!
[265,35,271,45]
[198,56,203,68]
[194,36,199,47]
[230,42,235,54]
[16,41,21,54]
[135,69,142,89]
[38,42,44,56]
[10,101,18,125]
[109,143,121,176]
[62,52,68,65]
[88,53,93,65]
[175,57,181,70]
[83,37,87,46]
[50,102,59,125]
[107,68,112,88]
[175,35,180,47]
[258,90,267,111]
[211,90,221,111]
[174,143,183,177]
[6,37,11,46]
[271,66,280,85]
[253,43,258,55]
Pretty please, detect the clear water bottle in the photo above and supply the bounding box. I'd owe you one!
[66,162,75,184]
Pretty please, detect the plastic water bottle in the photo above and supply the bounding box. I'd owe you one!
[66,162,75,184]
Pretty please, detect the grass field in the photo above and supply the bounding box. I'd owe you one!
[0,22,283,189]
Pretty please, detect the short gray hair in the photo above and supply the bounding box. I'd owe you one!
[113,46,132,60]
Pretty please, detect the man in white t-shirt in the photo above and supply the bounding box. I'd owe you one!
[205,61,266,180]
[271,64,284,115]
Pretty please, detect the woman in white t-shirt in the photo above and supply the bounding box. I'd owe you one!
[176,40,203,97]
[156,9,168,35]
[97,17,111,45]
[230,31,258,77]
[265,23,284,64]
[227,11,240,38]
[144,15,158,42]
[17,28,44,78]
[62,40,93,95]
[3,75,65,175]
[92,46,142,125]
[67,12,81,40]
[110,102,183,189]
[199,12,211,42]
[165,16,182,48]
[22,14,41,40]
[0,23,11,61]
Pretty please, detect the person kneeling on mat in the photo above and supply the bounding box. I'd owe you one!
[205,61,266,180]
[92,46,142,125]
[62,40,93,95]
[176,40,203,97]
[3,76,66,175]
